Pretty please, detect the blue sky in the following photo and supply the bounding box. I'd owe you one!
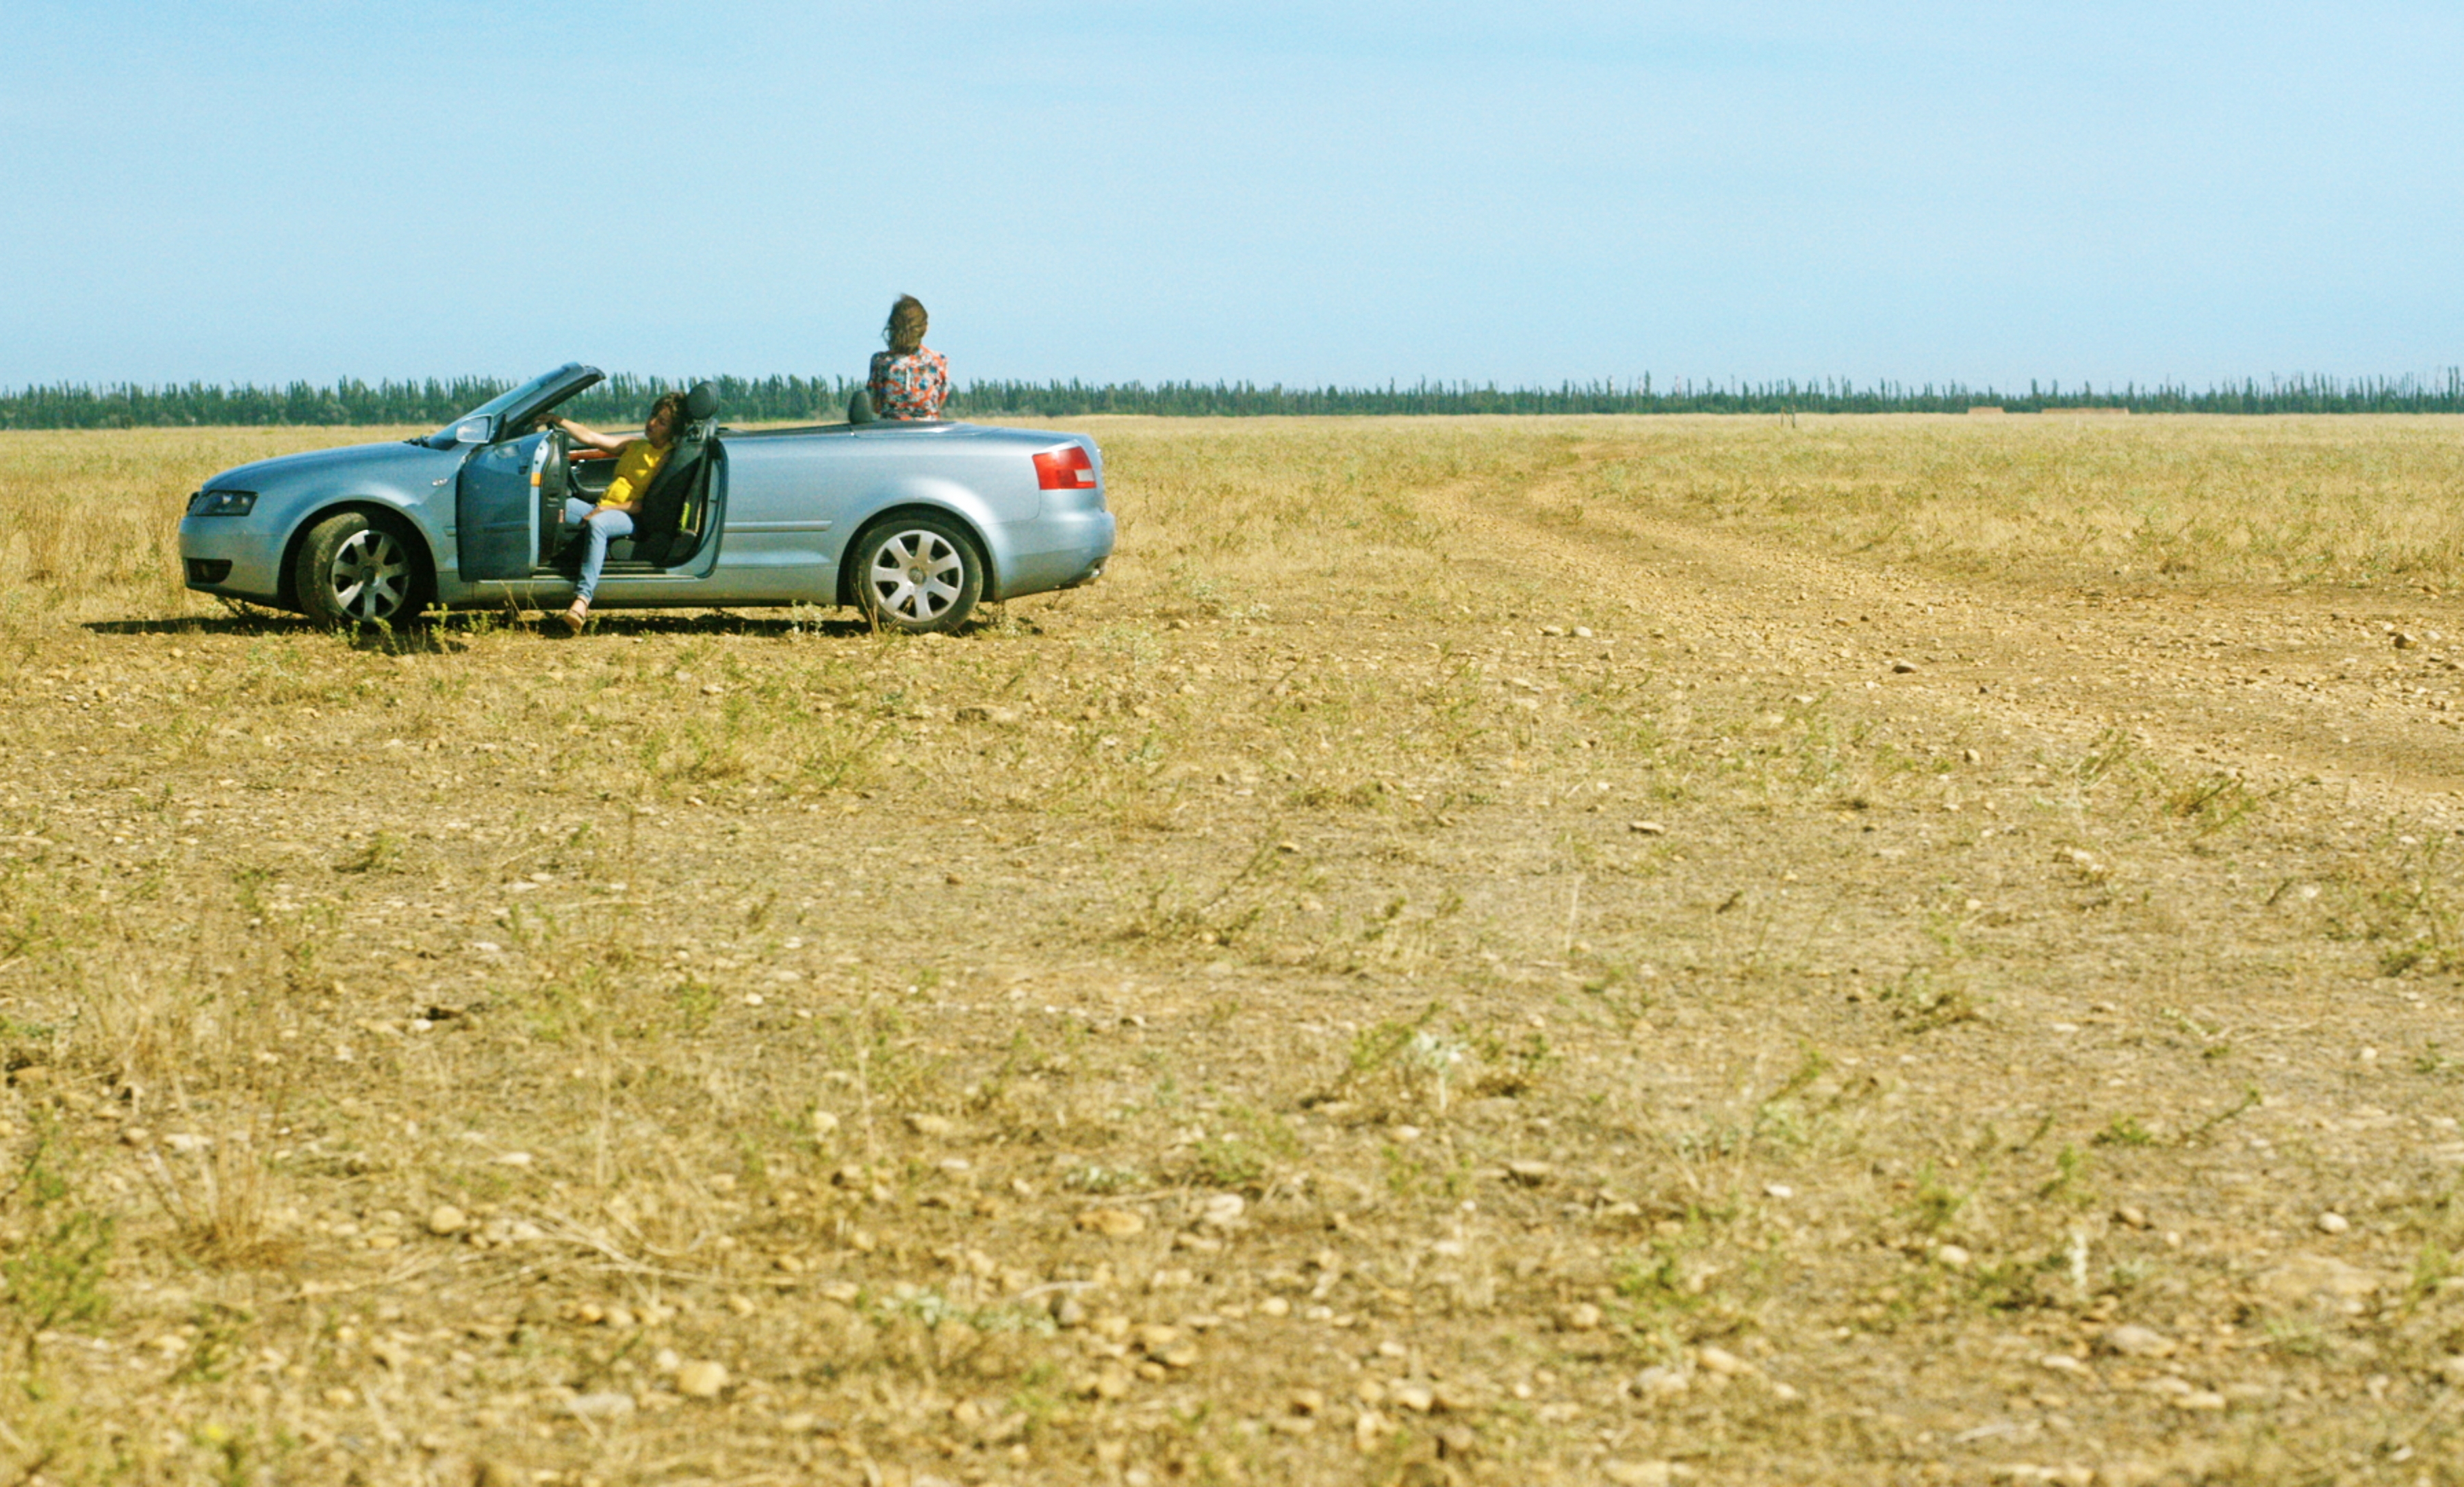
[5,1,2459,391]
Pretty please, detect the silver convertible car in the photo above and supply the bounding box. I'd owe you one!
[176,364,1112,633]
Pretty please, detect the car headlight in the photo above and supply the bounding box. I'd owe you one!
[188,490,257,517]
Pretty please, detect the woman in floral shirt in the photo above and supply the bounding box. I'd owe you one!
[867,294,949,420]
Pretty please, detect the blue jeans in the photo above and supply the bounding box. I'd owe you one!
[562,498,634,604]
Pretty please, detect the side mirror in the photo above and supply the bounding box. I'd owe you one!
[452,416,493,446]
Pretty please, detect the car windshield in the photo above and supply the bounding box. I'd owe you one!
[418,365,597,446]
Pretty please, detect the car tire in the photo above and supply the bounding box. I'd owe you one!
[852,515,984,634]
[295,511,426,628]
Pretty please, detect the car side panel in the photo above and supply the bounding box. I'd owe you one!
[700,430,1027,602]
[699,424,1107,605]
[690,435,855,602]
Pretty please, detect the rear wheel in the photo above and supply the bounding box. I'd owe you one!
[295,511,426,628]
[853,516,984,634]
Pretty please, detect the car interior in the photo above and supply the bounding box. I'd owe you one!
[543,382,721,578]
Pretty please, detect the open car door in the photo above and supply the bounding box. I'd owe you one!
[454,366,602,583]
[455,433,546,581]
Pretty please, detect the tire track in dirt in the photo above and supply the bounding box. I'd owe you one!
[1421,448,2464,834]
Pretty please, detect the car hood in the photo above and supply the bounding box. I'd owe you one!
[205,438,454,493]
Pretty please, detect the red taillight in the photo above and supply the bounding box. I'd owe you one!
[1033,445,1096,490]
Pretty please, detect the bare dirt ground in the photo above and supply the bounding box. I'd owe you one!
[7,415,2464,1485]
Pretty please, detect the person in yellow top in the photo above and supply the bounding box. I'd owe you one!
[537,390,687,633]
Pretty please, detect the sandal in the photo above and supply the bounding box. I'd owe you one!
[560,602,588,635]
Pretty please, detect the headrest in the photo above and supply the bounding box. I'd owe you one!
[686,381,719,421]
[847,387,877,424]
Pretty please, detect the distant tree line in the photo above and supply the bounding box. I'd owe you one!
[6,369,2463,429]
[956,371,2464,418]
[0,374,865,431]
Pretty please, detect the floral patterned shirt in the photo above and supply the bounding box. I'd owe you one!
[869,347,950,420]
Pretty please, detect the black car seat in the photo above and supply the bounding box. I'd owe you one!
[627,381,720,568]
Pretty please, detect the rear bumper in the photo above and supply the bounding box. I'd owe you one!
[995,510,1114,600]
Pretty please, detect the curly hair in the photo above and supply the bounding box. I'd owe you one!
[647,390,691,442]
[884,294,929,357]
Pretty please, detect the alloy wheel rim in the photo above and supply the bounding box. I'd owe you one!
[867,531,962,622]
[331,529,410,621]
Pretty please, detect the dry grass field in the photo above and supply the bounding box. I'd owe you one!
[7,414,2464,1486]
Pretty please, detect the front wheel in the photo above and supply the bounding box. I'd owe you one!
[295,511,426,628]
[852,516,984,633]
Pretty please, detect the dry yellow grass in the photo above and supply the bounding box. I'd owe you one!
[5,417,2464,1484]
[1066,414,2464,613]
[12,415,2464,622]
